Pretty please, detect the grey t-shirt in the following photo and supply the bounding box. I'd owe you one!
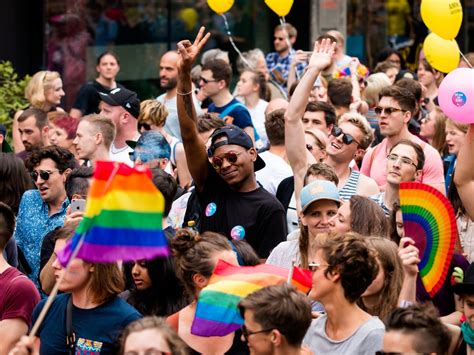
[266,239,300,269]
[303,315,385,354]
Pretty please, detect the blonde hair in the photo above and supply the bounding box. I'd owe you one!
[446,117,469,135]
[430,107,448,155]
[25,71,61,110]
[364,73,391,107]
[139,99,169,127]
[339,112,374,149]
[82,114,116,149]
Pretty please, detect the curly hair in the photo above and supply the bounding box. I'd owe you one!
[313,232,379,303]
[170,229,232,298]
[25,145,76,173]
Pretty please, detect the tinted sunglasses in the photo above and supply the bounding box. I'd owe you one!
[374,106,405,116]
[331,126,361,146]
[30,169,59,181]
[211,151,241,169]
[199,76,217,84]
[138,122,151,131]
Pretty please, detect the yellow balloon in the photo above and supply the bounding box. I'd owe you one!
[207,0,234,15]
[265,0,294,17]
[423,33,460,73]
[421,0,463,40]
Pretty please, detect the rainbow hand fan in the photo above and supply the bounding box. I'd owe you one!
[399,182,457,297]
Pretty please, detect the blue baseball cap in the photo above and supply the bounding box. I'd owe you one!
[127,131,171,163]
[301,180,341,213]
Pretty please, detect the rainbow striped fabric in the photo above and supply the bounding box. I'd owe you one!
[58,161,169,266]
[400,182,457,297]
[191,260,312,337]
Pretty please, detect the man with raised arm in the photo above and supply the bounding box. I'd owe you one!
[284,39,379,212]
[175,27,286,259]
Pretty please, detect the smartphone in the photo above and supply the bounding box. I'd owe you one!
[70,199,86,213]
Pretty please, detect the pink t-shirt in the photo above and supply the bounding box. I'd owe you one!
[360,136,445,191]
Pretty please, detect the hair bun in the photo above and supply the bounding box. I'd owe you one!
[171,228,200,256]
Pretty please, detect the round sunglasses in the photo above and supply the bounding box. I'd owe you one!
[211,151,242,169]
[30,169,60,181]
[331,126,361,146]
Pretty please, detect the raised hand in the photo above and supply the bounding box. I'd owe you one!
[398,237,420,277]
[308,38,336,71]
[176,26,211,73]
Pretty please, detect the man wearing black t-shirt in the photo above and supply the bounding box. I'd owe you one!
[175,28,287,258]
[70,51,124,118]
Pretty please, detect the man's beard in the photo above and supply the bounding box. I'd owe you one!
[161,76,177,90]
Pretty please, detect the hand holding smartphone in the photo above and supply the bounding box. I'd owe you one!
[70,199,86,213]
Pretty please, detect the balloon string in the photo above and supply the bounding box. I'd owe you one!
[459,50,473,69]
[221,14,251,68]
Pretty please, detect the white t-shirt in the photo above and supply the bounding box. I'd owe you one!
[157,93,203,140]
[109,133,140,167]
[256,151,292,195]
[247,99,269,149]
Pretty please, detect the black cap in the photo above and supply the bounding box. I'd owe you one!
[453,264,474,295]
[208,125,265,171]
[99,88,140,118]
[0,124,12,153]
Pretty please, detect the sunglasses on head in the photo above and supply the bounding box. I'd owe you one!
[138,122,151,131]
[331,126,361,146]
[374,106,405,116]
[211,151,241,169]
[30,169,59,182]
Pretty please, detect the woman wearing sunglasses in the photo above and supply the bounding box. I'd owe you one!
[303,232,384,354]
[138,100,191,188]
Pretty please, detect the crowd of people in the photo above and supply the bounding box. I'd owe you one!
[1,22,474,355]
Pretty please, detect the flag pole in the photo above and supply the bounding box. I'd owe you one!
[28,162,121,339]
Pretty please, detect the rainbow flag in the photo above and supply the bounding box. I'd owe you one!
[191,260,312,337]
[58,161,169,265]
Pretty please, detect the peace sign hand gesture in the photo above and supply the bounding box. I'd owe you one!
[177,26,211,73]
[308,38,336,72]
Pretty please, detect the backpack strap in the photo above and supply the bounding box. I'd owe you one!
[218,102,246,119]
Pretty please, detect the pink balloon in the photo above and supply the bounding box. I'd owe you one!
[438,68,474,123]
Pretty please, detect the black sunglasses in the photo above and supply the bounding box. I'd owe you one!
[241,325,274,342]
[30,169,59,182]
[331,126,361,146]
[211,151,241,169]
[199,76,217,84]
[138,122,151,131]
[374,106,405,116]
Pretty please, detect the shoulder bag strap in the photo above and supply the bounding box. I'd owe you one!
[66,295,76,355]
